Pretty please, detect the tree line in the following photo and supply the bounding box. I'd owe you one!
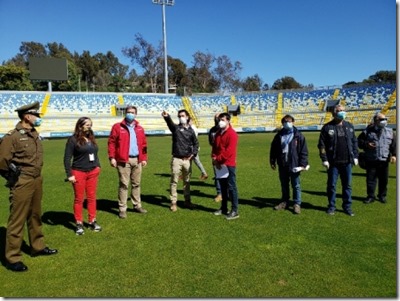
[0,34,396,94]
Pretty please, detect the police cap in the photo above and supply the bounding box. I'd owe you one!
[15,101,41,117]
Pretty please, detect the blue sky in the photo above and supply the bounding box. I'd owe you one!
[0,0,396,88]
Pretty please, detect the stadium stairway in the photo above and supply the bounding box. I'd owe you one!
[182,96,199,127]
[380,90,396,115]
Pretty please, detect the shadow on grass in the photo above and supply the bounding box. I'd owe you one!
[41,211,76,231]
[142,191,216,213]
[302,189,366,205]
[154,172,216,188]
[242,196,278,209]
[247,196,328,214]
[153,173,170,178]
[96,198,119,216]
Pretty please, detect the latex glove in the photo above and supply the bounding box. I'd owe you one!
[322,161,330,169]
[353,158,359,166]
[293,165,311,173]
[292,167,303,173]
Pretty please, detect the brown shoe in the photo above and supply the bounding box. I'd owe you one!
[134,207,147,214]
[170,204,177,212]
[119,211,127,219]
[293,204,301,214]
[200,173,208,180]
[274,201,287,210]
[214,194,222,202]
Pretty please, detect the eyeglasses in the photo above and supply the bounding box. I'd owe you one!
[379,118,388,121]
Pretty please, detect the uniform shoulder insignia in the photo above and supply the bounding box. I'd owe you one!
[7,129,16,135]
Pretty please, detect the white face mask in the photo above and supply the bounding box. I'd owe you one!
[219,120,228,128]
[378,120,388,128]
[179,117,187,124]
[283,122,293,130]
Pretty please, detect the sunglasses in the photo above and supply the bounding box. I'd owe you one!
[379,118,388,121]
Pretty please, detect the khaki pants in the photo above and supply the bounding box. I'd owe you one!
[170,157,192,204]
[117,158,143,213]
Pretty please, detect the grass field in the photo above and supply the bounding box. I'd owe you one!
[0,132,397,298]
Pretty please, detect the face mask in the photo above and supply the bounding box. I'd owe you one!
[219,120,227,128]
[378,120,387,128]
[179,117,187,124]
[283,122,293,130]
[336,111,346,120]
[125,113,136,122]
[33,118,42,127]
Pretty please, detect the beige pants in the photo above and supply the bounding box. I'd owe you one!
[117,157,143,213]
[170,157,192,204]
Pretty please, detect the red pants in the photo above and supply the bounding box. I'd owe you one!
[71,167,100,223]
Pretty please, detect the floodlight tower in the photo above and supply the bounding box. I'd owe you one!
[152,0,175,94]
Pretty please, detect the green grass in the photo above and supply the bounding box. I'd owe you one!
[0,132,396,297]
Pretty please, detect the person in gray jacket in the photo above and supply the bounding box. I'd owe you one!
[357,112,396,204]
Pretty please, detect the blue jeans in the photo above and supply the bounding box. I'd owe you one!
[278,166,301,205]
[219,166,239,213]
[327,163,352,211]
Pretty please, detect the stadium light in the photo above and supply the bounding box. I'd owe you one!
[152,0,174,94]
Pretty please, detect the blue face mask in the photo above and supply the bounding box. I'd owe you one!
[283,122,293,130]
[336,111,346,120]
[125,113,136,122]
[33,118,42,127]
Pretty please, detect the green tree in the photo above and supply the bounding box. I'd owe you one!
[77,50,100,91]
[187,51,216,93]
[0,64,33,90]
[271,76,303,90]
[122,33,163,93]
[213,55,242,92]
[364,70,396,84]
[242,74,263,92]
[168,57,187,95]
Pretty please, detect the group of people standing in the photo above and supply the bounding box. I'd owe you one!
[270,104,396,217]
[0,101,395,272]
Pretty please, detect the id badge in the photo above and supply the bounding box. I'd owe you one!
[89,153,95,161]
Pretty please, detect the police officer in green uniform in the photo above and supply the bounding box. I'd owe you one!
[0,102,58,272]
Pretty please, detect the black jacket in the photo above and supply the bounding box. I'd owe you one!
[318,120,358,164]
[270,127,308,170]
[163,115,199,158]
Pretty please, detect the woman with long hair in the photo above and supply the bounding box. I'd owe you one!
[64,117,102,235]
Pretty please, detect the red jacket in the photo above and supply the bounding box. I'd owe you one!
[212,126,238,167]
[108,119,148,163]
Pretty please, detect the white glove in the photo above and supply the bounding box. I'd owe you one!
[322,161,330,169]
[292,167,303,173]
[292,165,310,173]
[353,158,359,166]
